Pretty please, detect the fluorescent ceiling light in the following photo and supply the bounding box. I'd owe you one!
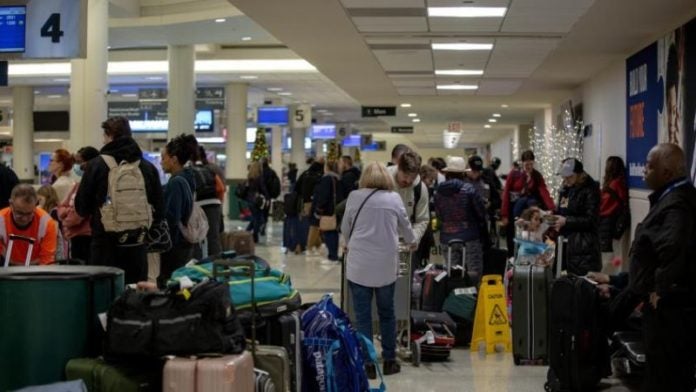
[400,103,411,108]
[435,69,484,76]
[323,112,333,116]
[197,60,316,73]
[53,78,69,82]
[240,75,258,80]
[412,119,421,123]
[488,119,497,123]
[501,104,509,108]
[428,7,507,18]
[267,87,283,92]
[241,36,252,41]
[215,18,226,23]
[197,137,225,143]
[408,113,418,117]
[146,76,163,80]
[492,113,501,117]
[278,92,292,96]
[8,63,71,76]
[47,95,62,99]
[484,124,491,129]
[437,84,478,90]
[35,138,66,142]
[431,43,493,51]
[122,93,137,98]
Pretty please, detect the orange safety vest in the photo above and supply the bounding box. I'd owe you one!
[0,207,57,265]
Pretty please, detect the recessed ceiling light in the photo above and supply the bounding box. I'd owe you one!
[240,75,258,80]
[431,43,493,51]
[241,36,252,41]
[215,18,226,23]
[412,119,421,123]
[488,119,497,123]
[146,76,163,80]
[501,104,509,108]
[408,113,418,117]
[436,84,478,90]
[435,69,484,76]
[267,87,283,92]
[278,92,292,96]
[484,124,491,128]
[428,7,507,18]
[47,95,62,99]
[400,103,411,108]
[492,113,501,117]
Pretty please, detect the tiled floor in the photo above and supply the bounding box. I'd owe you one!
[231,220,640,392]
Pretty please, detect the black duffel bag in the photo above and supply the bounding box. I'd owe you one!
[105,280,245,359]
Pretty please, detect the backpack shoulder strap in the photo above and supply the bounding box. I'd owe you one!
[412,181,422,223]
[102,155,117,169]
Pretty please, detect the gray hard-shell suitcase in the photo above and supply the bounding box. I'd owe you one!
[511,264,552,365]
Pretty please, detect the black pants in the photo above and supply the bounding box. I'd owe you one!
[158,241,194,288]
[70,235,91,264]
[90,235,148,284]
[193,204,223,260]
[643,304,696,392]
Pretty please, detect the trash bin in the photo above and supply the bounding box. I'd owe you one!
[0,266,124,391]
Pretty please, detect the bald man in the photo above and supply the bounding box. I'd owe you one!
[629,143,696,391]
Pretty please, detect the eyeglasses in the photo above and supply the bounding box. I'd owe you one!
[11,209,34,219]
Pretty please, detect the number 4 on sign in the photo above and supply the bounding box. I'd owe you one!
[41,13,64,43]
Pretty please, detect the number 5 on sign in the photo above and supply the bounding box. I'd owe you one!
[24,0,86,59]
[290,104,311,128]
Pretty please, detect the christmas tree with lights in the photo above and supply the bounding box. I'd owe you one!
[327,140,340,162]
[251,127,269,162]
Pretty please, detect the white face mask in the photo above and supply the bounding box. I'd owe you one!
[73,165,84,177]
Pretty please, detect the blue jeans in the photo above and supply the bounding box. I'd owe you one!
[322,230,339,260]
[349,281,397,361]
[246,206,265,243]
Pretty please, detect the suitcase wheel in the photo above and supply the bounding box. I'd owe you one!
[513,355,521,366]
[411,341,421,367]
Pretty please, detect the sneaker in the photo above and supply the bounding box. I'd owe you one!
[382,360,401,376]
[365,364,377,380]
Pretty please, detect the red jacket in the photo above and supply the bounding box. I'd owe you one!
[600,178,628,217]
[501,168,556,218]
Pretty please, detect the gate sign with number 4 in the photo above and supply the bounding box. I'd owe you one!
[290,104,312,128]
[23,0,86,59]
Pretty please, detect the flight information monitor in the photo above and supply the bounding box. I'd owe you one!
[0,6,26,53]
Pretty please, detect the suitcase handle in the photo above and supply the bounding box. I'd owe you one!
[4,234,36,267]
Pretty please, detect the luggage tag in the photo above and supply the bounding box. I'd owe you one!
[453,287,477,296]
[434,271,448,282]
[98,312,108,331]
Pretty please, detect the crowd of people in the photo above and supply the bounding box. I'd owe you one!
[0,115,693,387]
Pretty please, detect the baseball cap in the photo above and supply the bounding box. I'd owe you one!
[467,155,484,172]
[557,158,584,177]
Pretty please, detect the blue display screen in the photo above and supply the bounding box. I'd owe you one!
[194,110,213,132]
[257,107,288,125]
[311,124,336,140]
[342,135,361,147]
[0,6,26,53]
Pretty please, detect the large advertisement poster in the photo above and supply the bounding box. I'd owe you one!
[626,17,696,189]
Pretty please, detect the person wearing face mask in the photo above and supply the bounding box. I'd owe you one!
[549,158,601,275]
[501,150,555,256]
[57,146,99,262]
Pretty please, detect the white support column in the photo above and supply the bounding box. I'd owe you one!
[271,126,282,177]
[12,87,34,182]
[225,83,248,180]
[291,127,306,170]
[167,45,195,140]
[69,0,109,151]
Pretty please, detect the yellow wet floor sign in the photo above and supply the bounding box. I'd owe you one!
[471,274,512,353]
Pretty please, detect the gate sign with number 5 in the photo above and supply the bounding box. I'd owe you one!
[24,0,86,59]
[290,104,312,128]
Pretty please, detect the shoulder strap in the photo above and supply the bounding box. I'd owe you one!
[102,155,117,169]
[348,189,380,240]
[412,181,422,223]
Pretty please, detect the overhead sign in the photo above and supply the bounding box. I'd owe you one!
[289,104,311,128]
[23,0,86,59]
[391,126,414,134]
[448,122,462,133]
[362,106,396,117]
[0,6,26,53]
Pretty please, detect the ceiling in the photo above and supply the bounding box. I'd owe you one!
[2,0,696,148]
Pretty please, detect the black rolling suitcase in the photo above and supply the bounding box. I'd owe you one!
[511,264,552,365]
[264,310,302,392]
[421,240,467,312]
[410,310,456,361]
[545,275,608,392]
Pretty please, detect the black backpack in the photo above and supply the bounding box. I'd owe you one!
[265,170,281,199]
[191,164,218,201]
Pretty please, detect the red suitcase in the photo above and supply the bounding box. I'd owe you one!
[162,352,254,392]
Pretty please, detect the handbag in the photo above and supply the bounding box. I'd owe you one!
[319,176,338,231]
[57,184,91,240]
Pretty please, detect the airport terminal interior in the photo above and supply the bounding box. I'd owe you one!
[2,0,696,391]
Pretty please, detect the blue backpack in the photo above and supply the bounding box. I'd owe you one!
[301,295,385,392]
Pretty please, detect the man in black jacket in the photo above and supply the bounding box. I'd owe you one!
[0,164,18,209]
[294,157,324,253]
[75,117,164,283]
[338,155,360,200]
[551,158,601,275]
[628,143,696,392]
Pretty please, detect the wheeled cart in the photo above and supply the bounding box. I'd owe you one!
[341,245,420,365]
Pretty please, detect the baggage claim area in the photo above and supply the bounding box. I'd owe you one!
[1,0,696,391]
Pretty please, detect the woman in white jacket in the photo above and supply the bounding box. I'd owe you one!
[341,162,416,377]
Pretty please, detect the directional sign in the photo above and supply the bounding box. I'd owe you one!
[362,106,396,117]
[391,126,414,134]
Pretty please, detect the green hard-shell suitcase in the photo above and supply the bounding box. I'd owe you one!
[65,358,161,392]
